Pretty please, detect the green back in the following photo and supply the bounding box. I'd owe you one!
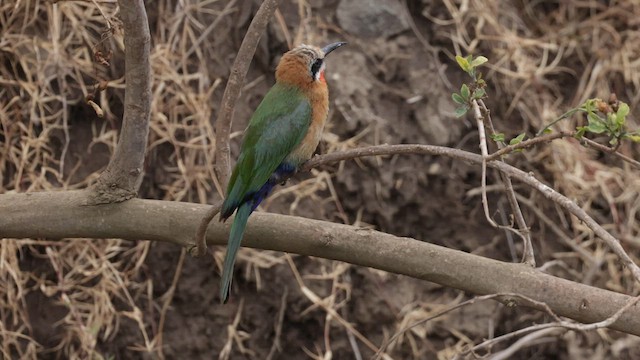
[223,83,312,213]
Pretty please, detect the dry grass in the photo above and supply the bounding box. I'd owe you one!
[2,0,640,358]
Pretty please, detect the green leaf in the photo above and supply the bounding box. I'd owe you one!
[542,128,553,134]
[460,84,470,100]
[575,127,587,138]
[452,92,465,105]
[583,98,599,113]
[455,55,470,72]
[587,112,602,124]
[470,56,488,68]
[509,133,526,145]
[586,122,607,134]
[616,103,630,127]
[624,134,640,142]
[455,105,469,118]
[490,133,505,142]
[606,113,619,131]
[473,88,486,99]
[609,137,619,146]
[586,113,607,134]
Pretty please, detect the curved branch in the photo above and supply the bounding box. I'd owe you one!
[214,0,279,189]
[301,144,640,283]
[90,0,151,204]
[193,200,221,256]
[1,190,640,336]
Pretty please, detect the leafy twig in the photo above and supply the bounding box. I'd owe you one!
[457,52,536,266]
[486,131,572,161]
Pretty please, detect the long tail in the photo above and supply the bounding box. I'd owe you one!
[220,201,253,303]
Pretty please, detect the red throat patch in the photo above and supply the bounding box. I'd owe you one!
[319,70,326,83]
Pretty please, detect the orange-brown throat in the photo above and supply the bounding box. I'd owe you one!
[276,55,322,90]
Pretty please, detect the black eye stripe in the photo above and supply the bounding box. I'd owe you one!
[310,59,323,78]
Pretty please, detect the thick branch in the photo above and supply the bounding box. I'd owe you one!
[214,0,279,189]
[90,0,151,204]
[1,190,640,336]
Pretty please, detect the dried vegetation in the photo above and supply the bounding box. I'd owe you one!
[1,0,640,358]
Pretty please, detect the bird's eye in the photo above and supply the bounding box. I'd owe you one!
[310,59,323,80]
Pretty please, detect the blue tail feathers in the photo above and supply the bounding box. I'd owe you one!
[219,162,297,303]
[220,201,252,303]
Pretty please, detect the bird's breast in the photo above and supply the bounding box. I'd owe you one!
[288,84,329,164]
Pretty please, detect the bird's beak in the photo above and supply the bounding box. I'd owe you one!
[321,42,347,56]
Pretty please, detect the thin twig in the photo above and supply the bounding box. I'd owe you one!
[373,292,562,360]
[456,295,640,359]
[472,100,499,228]
[154,248,186,359]
[214,0,279,190]
[515,193,596,263]
[284,255,390,359]
[580,136,640,169]
[302,143,640,283]
[477,99,535,266]
[484,328,563,360]
[90,0,151,204]
[505,127,640,170]
[185,0,238,59]
[485,131,572,161]
[472,100,532,264]
[265,287,288,360]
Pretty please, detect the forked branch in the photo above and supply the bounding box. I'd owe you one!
[90,0,151,204]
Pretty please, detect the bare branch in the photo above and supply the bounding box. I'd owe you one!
[2,190,640,336]
[480,328,563,360]
[194,0,279,256]
[458,295,640,359]
[374,292,563,359]
[472,100,500,229]
[580,136,640,169]
[90,0,151,204]
[476,100,534,266]
[304,144,640,282]
[214,0,279,189]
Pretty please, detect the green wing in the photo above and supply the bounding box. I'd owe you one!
[221,83,312,217]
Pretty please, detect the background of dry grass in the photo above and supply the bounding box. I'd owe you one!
[1,0,640,358]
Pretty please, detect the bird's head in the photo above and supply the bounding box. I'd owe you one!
[276,42,346,87]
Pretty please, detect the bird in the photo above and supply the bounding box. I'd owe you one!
[218,42,347,303]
